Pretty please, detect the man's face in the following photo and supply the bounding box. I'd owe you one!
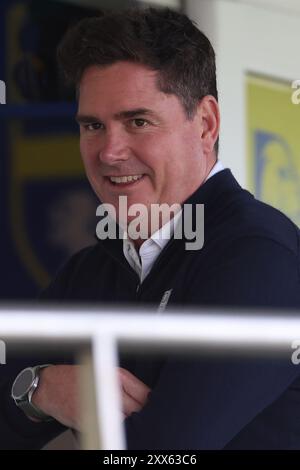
[77,62,216,224]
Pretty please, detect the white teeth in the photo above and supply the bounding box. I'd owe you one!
[109,175,143,184]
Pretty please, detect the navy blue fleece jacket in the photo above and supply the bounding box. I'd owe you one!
[1,169,300,449]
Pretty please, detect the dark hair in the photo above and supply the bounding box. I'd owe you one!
[58,7,219,153]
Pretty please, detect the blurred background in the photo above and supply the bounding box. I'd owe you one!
[0,0,299,300]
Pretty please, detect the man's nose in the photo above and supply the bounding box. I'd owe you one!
[98,131,130,164]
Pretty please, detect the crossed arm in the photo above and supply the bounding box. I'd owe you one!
[31,365,151,430]
[31,357,300,450]
[30,237,300,448]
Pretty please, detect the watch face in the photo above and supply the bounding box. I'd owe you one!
[12,368,34,399]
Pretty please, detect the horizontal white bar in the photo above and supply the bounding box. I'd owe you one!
[0,308,299,349]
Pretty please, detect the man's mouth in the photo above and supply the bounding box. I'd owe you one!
[107,174,144,185]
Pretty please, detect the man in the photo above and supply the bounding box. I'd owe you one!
[3,8,300,449]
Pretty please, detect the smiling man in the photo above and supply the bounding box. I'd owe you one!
[76,60,217,245]
[76,61,218,218]
[4,8,300,450]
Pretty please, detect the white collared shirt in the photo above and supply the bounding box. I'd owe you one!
[123,160,225,282]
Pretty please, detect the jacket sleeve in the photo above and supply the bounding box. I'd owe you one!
[0,250,90,449]
[0,358,67,449]
[124,236,300,449]
[0,245,131,449]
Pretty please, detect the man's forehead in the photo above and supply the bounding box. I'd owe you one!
[79,62,159,92]
[77,62,186,122]
[78,63,161,107]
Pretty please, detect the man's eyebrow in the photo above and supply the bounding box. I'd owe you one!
[114,108,157,119]
[75,114,100,124]
[75,108,157,124]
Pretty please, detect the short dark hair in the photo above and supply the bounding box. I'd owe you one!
[58,7,219,153]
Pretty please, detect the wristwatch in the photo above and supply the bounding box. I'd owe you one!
[11,365,54,421]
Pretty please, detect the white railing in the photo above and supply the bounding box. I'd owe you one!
[0,307,300,449]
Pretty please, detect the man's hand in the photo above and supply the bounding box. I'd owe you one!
[31,365,151,430]
[118,367,151,419]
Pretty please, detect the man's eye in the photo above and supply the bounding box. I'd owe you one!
[84,123,103,131]
[131,119,148,128]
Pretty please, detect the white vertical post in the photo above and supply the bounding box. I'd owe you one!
[92,334,125,450]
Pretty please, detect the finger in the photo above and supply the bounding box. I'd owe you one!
[121,370,150,404]
[118,368,151,405]
[121,391,143,417]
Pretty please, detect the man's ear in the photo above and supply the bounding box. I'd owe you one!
[197,95,220,156]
